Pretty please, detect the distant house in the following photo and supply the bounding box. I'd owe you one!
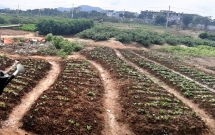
[106,10,121,18]
[140,10,183,24]
[160,10,182,24]
[207,25,215,31]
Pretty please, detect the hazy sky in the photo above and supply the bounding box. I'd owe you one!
[0,0,214,18]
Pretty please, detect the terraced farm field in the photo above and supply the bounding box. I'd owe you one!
[0,46,215,135]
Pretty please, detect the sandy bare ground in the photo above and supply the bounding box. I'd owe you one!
[67,38,148,50]
[115,49,215,135]
[0,30,31,36]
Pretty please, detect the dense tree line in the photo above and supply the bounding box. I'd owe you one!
[37,19,94,35]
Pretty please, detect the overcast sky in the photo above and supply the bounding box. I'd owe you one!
[0,0,214,18]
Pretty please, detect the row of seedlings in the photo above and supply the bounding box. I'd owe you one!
[206,66,215,71]
[0,58,51,124]
[22,60,105,135]
[119,49,215,119]
[81,47,207,135]
[133,50,215,90]
[0,54,14,70]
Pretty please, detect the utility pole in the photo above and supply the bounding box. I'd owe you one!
[17,4,19,15]
[179,12,183,31]
[123,9,125,19]
[166,5,170,28]
[71,4,74,19]
[39,9,41,17]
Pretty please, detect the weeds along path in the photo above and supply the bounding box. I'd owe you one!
[0,61,61,135]
[114,49,215,135]
[130,51,215,94]
[88,60,134,135]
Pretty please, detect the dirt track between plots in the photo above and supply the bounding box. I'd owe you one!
[89,60,134,135]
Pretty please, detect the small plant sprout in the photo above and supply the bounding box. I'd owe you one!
[0,102,6,108]
[68,120,75,124]
[75,122,80,127]
[87,125,92,131]
[88,92,95,96]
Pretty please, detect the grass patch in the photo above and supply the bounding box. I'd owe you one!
[13,24,37,32]
[159,45,215,57]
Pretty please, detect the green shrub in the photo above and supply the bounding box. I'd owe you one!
[150,35,165,45]
[52,36,64,49]
[199,33,208,39]
[116,33,133,43]
[57,50,67,59]
[199,32,215,42]
[45,33,53,41]
[59,40,74,55]
[77,25,215,47]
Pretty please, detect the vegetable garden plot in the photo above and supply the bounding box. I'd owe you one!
[133,50,215,90]
[119,49,215,118]
[81,47,207,135]
[0,55,13,70]
[0,58,51,122]
[22,60,105,135]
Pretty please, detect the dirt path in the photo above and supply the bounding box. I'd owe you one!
[115,49,215,135]
[131,51,215,93]
[0,61,61,135]
[67,37,148,50]
[89,60,134,135]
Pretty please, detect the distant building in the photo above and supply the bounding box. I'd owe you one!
[106,10,121,18]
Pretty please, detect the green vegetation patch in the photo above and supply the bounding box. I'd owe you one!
[37,19,94,35]
[14,24,37,32]
[159,45,215,57]
[77,25,215,47]
[42,33,83,58]
[199,32,215,41]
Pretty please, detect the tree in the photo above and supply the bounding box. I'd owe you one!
[182,15,193,28]
[138,11,153,19]
[0,16,9,24]
[10,16,20,24]
[202,17,211,31]
[155,15,166,25]
[192,16,203,30]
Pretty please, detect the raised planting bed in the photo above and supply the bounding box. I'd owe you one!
[81,47,207,135]
[119,49,215,119]
[0,54,14,70]
[133,50,215,90]
[0,58,51,122]
[22,60,105,135]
